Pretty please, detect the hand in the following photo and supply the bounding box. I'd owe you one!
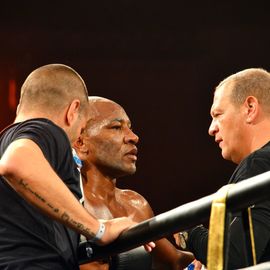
[190,259,204,270]
[98,217,155,252]
[175,250,195,269]
[144,241,156,252]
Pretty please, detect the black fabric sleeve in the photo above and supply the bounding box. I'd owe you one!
[187,225,208,265]
[187,152,270,268]
[12,119,69,170]
[187,208,270,269]
[12,119,82,199]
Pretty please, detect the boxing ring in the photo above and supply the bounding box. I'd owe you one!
[78,171,270,269]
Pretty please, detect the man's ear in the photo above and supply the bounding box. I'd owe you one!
[16,103,21,116]
[244,96,259,124]
[73,136,89,160]
[66,100,80,126]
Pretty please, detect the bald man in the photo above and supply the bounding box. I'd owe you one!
[74,97,196,270]
[0,65,153,270]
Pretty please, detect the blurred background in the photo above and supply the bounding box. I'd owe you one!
[0,1,269,215]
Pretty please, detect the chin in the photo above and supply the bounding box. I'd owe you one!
[125,166,136,175]
[115,166,136,178]
[221,151,232,162]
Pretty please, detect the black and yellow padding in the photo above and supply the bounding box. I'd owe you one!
[207,184,234,270]
[207,184,257,270]
[247,207,257,265]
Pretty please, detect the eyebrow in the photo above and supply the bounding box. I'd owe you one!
[111,118,123,122]
[210,108,214,117]
[110,118,131,126]
[210,104,218,115]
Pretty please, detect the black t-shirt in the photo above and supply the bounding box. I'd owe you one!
[187,142,270,269]
[0,118,82,270]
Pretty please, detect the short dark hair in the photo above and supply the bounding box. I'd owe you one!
[18,64,88,115]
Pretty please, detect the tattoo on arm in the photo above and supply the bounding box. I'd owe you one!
[18,178,59,213]
[61,212,95,238]
[18,178,94,238]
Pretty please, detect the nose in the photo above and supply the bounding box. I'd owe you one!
[124,129,139,144]
[208,119,218,137]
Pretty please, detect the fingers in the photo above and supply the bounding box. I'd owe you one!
[143,241,156,252]
[99,217,137,245]
[99,217,156,253]
[192,259,204,270]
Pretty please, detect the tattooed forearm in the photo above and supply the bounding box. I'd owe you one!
[18,179,59,213]
[61,212,95,238]
[19,179,45,202]
[16,179,91,237]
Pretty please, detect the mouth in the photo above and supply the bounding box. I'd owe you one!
[215,139,223,148]
[125,148,138,161]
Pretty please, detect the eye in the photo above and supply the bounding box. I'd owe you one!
[212,112,222,119]
[111,125,122,130]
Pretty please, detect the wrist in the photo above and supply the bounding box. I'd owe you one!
[90,222,106,243]
[176,225,204,251]
[178,231,189,250]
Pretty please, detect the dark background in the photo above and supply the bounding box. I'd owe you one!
[0,1,269,215]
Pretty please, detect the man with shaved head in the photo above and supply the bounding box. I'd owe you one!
[0,65,153,270]
[74,97,198,270]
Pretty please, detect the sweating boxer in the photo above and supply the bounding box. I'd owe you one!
[74,96,197,270]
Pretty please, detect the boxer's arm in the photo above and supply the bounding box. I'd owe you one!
[128,193,195,269]
[152,239,194,270]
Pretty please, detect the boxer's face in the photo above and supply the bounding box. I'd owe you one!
[83,101,139,177]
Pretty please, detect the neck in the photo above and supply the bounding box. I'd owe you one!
[15,112,44,123]
[238,118,270,163]
[83,165,117,201]
[15,110,66,130]
[249,128,270,154]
